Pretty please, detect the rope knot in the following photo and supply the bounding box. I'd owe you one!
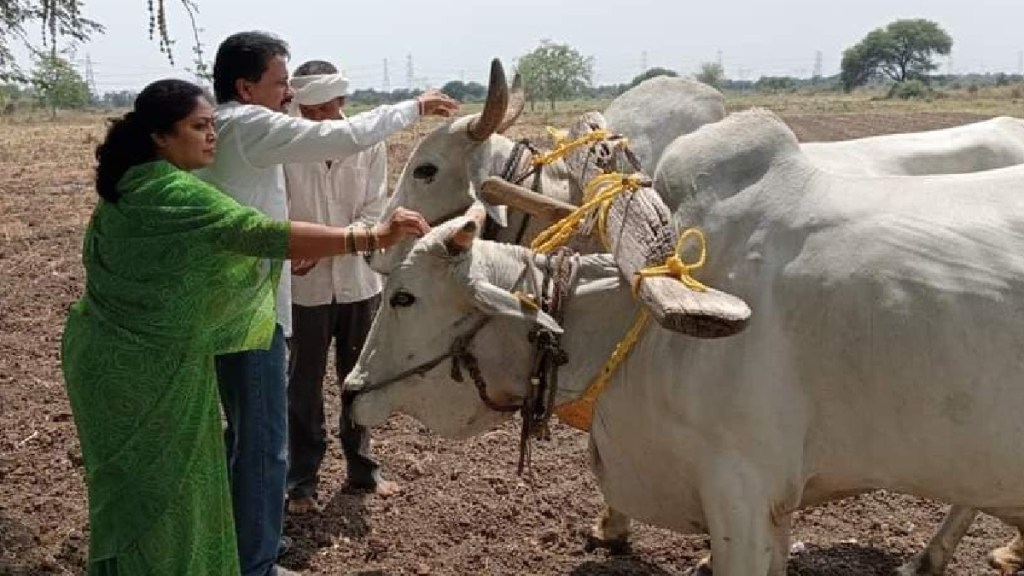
[633,228,709,296]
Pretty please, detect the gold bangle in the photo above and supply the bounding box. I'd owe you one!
[363,223,377,253]
[347,227,357,255]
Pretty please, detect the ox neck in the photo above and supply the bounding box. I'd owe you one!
[471,245,644,408]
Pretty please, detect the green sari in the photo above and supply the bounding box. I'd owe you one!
[62,160,290,575]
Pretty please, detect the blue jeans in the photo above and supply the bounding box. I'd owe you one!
[216,325,288,576]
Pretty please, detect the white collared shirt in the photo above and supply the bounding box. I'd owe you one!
[195,100,419,335]
[285,142,387,306]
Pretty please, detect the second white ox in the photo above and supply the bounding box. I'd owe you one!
[346,109,1024,575]
[802,115,1024,176]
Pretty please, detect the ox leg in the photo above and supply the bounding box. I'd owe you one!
[702,468,775,575]
[893,506,978,576]
[988,531,1024,575]
[585,505,632,555]
[688,513,790,576]
[767,511,792,576]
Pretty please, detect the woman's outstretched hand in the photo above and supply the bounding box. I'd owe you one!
[372,207,431,249]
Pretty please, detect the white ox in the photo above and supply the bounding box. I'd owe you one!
[347,109,1024,575]
[603,75,727,171]
[802,116,1024,177]
[380,63,1024,261]
[373,65,727,267]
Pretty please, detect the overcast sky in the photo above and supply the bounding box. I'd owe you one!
[52,0,1024,92]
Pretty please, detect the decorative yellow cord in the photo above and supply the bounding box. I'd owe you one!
[553,309,651,430]
[529,127,614,168]
[633,228,709,296]
[553,228,709,430]
[530,172,646,254]
[525,133,712,431]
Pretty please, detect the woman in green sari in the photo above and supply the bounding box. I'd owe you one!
[62,79,428,576]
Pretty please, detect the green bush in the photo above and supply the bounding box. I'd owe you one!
[888,79,931,100]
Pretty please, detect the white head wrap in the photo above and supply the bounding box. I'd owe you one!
[290,72,351,106]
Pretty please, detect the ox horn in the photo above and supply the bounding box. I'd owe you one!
[496,72,525,134]
[468,59,509,141]
[478,177,576,222]
[463,201,489,228]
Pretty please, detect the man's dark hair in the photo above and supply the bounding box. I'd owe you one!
[212,31,290,104]
[294,60,338,77]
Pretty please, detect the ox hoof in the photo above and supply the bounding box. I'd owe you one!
[686,555,713,576]
[892,553,942,576]
[583,534,631,556]
[988,538,1024,576]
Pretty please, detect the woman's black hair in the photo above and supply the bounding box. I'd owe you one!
[94,78,205,202]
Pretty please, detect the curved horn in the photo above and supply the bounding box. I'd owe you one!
[447,219,478,254]
[468,59,509,141]
[496,72,525,134]
[479,177,576,221]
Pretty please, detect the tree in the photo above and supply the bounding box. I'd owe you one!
[840,19,952,92]
[515,40,593,111]
[100,89,137,109]
[695,61,725,90]
[439,80,486,103]
[31,52,89,116]
[628,66,678,88]
[755,76,798,93]
[1,0,201,79]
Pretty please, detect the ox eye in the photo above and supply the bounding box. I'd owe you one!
[413,163,438,182]
[390,291,416,307]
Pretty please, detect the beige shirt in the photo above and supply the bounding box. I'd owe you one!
[285,142,387,306]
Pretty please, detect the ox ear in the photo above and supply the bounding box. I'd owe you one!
[368,238,415,275]
[469,280,563,334]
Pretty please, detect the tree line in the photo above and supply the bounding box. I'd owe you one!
[0,4,1008,113]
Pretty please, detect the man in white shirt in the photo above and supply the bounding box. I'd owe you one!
[196,31,458,576]
[283,59,398,514]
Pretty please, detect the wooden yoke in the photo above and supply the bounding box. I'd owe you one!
[559,113,750,338]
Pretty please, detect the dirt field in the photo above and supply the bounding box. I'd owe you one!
[0,104,1019,575]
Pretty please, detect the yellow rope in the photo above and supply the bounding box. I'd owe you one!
[553,309,651,430]
[524,133,711,431]
[529,127,614,168]
[530,172,646,254]
[633,228,709,296]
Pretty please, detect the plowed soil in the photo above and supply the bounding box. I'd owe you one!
[0,109,1015,575]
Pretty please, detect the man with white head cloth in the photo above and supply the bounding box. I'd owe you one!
[284,59,400,514]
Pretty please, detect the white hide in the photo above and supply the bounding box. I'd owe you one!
[603,76,727,171]
[802,116,1024,176]
[349,110,1024,575]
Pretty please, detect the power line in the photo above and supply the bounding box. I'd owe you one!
[813,50,823,78]
[84,53,98,96]
[382,58,390,92]
[405,53,414,89]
